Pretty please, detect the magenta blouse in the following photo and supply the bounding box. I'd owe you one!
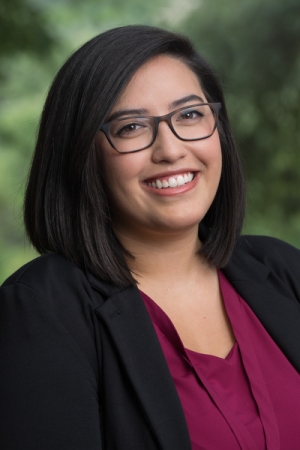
[140,271,300,450]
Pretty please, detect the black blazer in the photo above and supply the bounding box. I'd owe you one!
[1,235,300,450]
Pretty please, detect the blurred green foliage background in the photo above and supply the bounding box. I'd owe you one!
[0,0,299,283]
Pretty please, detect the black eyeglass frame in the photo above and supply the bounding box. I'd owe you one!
[99,102,222,154]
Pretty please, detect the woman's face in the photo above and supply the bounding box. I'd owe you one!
[96,55,222,240]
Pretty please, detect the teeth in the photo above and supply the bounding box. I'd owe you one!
[169,177,177,187]
[147,172,195,189]
[177,175,185,186]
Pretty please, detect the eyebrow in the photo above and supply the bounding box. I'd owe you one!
[170,94,206,108]
[106,94,206,122]
[107,108,148,122]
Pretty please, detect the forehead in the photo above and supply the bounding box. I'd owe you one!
[111,55,206,112]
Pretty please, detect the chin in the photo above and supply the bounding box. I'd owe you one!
[149,216,203,234]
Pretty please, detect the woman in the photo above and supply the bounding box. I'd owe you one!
[1,25,300,450]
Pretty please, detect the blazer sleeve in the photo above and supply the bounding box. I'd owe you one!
[0,281,102,450]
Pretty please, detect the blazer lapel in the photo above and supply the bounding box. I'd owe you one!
[92,283,192,450]
[224,249,300,372]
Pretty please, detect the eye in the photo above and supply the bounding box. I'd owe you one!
[178,109,204,121]
[117,123,140,134]
[113,121,148,138]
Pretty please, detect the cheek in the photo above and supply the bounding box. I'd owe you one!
[198,133,222,175]
[211,132,222,165]
[213,144,222,176]
[101,150,146,198]
[105,159,136,187]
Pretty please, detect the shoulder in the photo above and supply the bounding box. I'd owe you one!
[0,254,102,447]
[0,252,99,332]
[1,253,97,308]
[233,235,300,267]
[2,252,88,290]
[227,235,300,297]
[0,253,101,379]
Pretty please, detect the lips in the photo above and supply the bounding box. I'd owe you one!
[144,172,195,189]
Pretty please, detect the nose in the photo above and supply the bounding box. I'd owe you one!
[151,120,187,164]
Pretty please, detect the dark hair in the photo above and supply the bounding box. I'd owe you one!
[24,25,245,288]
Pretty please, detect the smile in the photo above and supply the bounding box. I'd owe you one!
[145,172,195,189]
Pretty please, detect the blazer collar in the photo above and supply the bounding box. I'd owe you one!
[93,284,192,450]
[224,237,270,282]
[224,240,300,372]
[86,271,122,298]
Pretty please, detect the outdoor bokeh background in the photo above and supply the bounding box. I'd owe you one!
[0,0,299,283]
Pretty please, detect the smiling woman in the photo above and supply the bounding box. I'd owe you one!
[1,25,300,450]
[97,56,222,244]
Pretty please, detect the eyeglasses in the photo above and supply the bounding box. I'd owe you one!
[100,102,222,154]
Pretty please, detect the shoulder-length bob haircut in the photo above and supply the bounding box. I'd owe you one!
[24,25,245,288]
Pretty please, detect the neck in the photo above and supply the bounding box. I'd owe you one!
[115,225,210,286]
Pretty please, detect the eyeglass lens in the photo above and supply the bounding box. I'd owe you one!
[107,104,217,153]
